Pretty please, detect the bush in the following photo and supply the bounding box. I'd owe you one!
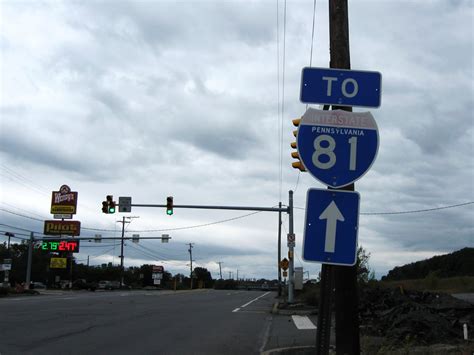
[214,279,237,290]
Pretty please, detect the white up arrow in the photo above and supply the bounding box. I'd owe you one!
[319,201,345,253]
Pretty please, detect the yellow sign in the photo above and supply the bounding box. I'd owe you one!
[50,257,67,269]
[279,258,289,271]
[51,205,76,214]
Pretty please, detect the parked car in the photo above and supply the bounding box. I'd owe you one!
[31,282,46,289]
[72,279,97,291]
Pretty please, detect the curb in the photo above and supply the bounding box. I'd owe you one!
[272,300,280,314]
[272,299,316,316]
[261,345,318,355]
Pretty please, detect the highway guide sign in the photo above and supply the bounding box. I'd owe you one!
[300,67,382,108]
[297,108,379,188]
[302,188,360,266]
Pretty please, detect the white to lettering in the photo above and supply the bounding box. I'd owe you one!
[322,76,338,96]
[321,76,360,99]
[341,78,359,98]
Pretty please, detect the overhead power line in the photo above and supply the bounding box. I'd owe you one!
[1,201,472,236]
[293,201,474,215]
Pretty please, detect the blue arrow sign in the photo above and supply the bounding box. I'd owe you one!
[302,188,360,266]
[297,108,379,188]
[300,67,382,108]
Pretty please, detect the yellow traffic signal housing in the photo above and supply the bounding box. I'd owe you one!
[290,117,306,172]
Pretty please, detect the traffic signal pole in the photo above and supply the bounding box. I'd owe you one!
[278,202,282,297]
[112,197,291,295]
[288,190,294,304]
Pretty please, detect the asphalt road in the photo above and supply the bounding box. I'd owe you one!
[0,289,276,355]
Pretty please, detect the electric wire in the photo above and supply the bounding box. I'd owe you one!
[280,0,287,204]
[293,201,474,215]
[0,165,50,196]
[277,0,282,203]
[1,201,472,236]
[295,0,318,195]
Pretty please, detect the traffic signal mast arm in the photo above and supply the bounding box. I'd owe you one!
[131,203,288,213]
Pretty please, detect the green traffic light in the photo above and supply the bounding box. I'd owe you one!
[166,209,173,215]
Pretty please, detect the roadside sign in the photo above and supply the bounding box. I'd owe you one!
[280,258,289,271]
[40,240,80,253]
[297,108,379,188]
[302,188,360,266]
[1,264,11,271]
[118,197,132,213]
[300,67,382,108]
[153,265,164,273]
[54,214,72,219]
[50,257,67,269]
[50,185,78,215]
[44,220,81,236]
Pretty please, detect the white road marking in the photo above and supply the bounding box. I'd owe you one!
[232,291,271,313]
[291,315,317,330]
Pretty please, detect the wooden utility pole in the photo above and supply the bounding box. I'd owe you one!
[217,261,223,279]
[188,243,194,289]
[329,0,360,354]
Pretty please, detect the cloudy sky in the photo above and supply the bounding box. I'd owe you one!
[1,0,472,280]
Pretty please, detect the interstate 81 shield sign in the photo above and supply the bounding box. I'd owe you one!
[297,108,379,188]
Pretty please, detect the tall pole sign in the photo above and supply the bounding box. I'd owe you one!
[295,1,382,353]
[45,185,81,236]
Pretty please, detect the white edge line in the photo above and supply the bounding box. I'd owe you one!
[240,291,271,309]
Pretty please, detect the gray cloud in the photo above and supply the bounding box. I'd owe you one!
[1,1,473,279]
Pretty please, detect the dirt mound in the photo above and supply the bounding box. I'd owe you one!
[359,285,473,346]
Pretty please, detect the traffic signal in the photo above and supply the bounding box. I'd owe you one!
[102,201,108,214]
[105,195,116,214]
[290,118,306,172]
[166,196,173,215]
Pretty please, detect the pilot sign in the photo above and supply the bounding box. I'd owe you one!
[296,108,379,188]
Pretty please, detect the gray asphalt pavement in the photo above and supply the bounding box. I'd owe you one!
[0,289,277,355]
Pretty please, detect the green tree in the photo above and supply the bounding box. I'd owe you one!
[356,245,373,284]
[193,267,213,288]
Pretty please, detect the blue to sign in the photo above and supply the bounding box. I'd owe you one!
[302,188,360,266]
[297,108,379,188]
[300,67,382,108]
